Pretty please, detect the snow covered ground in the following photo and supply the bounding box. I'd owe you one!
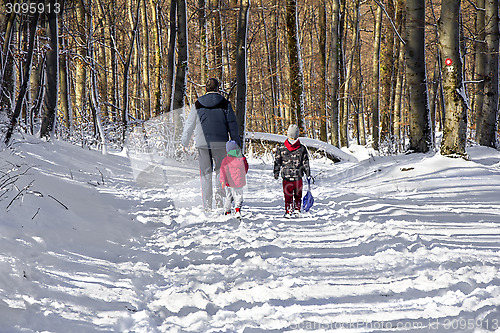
[1,135,500,332]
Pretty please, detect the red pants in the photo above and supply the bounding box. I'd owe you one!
[283,179,303,212]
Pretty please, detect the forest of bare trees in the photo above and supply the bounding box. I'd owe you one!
[0,0,498,156]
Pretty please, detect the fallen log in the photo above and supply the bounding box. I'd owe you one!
[244,132,358,163]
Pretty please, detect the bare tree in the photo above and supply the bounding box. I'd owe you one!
[473,0,486,131]
[40,0,60,139]
[476,0,499,147]
[150,0,162,116]
[235,0,250,148]
[5,11,40,145]
[172,0,188,141]
[0,5,17,116]
[164,0,177,113]
[330,0,341,147]
[318,0,327,142]
[285,0,305,130]
[405,0,432,153]
[439,0,468,156]
[371,5,382,150]
[122,0,141,143]
[199,0,209,84]
[140,0,151,119]
[74,0,88,121]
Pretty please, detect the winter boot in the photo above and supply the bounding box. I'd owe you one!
[235,208,242,219]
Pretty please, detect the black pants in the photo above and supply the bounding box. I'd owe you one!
[198,147,227,210]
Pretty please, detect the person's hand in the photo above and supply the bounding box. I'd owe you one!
[274,174,279,180]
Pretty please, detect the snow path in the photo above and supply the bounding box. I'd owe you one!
[1,139,500,332]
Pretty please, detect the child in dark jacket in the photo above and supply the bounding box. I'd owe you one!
[220,141,249,218]
[274,124,311,217]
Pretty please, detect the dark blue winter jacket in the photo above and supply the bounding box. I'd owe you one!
[181,92,241,149]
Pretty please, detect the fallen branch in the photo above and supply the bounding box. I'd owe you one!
[48,194,69,210]
[6,179,35,210]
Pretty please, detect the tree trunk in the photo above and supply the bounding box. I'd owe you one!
[108,0,119,120]
[371,5,382,150]
[140,0,151,120]
[318,0,327,142]
[199,0,209,84]
[128,0,139,119]
[330,0,341,147]
[476,0,499,147]
[172,0,188,142]
[262,0,278,133]
[95,0,108,119]
[40,0,59,139]
[149,0,162,116]
[341,0,360,148]
[405,0,432,153]
[210,0,224,81]
[393,40,405,152]
[473,0,485,132]
[355,23,366,146]
[285,0,305,131]
[122,0,141,144]
[439,0,468,156]
[0,9,17,116]
[74,0,87,121]
[235,0,249,149]
[380,0,396,143]
[5,11,39,145]
[164,0,177,113]
[60,35,71,129]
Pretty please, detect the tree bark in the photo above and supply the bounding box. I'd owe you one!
[122,0,141,143]
[476,0,499,147]
[473,0,486,130]
[172,0,188,141]
[164,0,177,113]
[262,0,279,133]
[380,0,396,143]
[210,0,224,81]
[199,0,209,84]
[0,8,17,116]
[330,0,341,147]
[318,0,327,142]
[149,0,162,116]
[393,40,405,152]
[74,0,88,121]
[235,0,249,149]
[5,12,39,145]
[95,0,108,119]
[140,0,151,120]
[439,0,468,156]
[285,0,305,131]
[405,0,432,153]
[40,0,59,139]
[371,5,382,150]
[60,35,71,129]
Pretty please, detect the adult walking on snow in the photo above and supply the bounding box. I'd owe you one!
[181,78,241,212]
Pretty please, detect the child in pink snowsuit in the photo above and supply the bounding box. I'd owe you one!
[220,140,249,218]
